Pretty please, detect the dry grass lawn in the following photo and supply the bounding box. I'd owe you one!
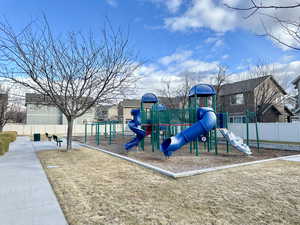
[38,148,300,225]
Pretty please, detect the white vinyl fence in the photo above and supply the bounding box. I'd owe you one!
[228,122,300,143]
[4,122,300,143]
[3,123,125,136]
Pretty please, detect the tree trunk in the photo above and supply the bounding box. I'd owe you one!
[66,118,74,151]
[0,125,3,132]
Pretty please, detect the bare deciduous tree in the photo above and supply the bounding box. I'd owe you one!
[156,75,194,109]
[244,63,287,122]
[0,18,139,150]
[212,65,228,111]
[7,105,26,124]
[176,75,194,109]
[0,85,9,132]
[225,1,300,50]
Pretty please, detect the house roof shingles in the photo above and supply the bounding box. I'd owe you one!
[25,93,94,106]
[25,93,54,105]
[219,76,271,96]
[119,97,182,108]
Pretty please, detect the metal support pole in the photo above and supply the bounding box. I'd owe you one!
[225,112,230,153]
[246,110,249,146]
[194,96,199,156]
[151,108,155,152]
[255,115,260,151]
[109,122,112,145]
[84,123,87,143]
[140,102,145,150]
[213,95,218,155]
[96,123,100,145]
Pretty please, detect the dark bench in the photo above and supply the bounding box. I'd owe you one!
[45,133,52,141]
[52,135,63,147]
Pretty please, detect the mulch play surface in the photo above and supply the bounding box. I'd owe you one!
[73,135,298,172]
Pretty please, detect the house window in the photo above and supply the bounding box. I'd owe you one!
[230,94,244,105]
[229,115,246,123]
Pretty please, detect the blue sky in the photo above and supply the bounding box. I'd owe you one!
[1,0,299,94]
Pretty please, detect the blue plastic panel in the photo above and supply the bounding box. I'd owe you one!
[189,84,216,97]
[141,93,158,103]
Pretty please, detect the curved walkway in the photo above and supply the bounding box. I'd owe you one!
[0,136,69,225]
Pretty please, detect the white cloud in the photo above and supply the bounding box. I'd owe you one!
[159,50,193,65]
[149,0,183,13]
[174,59,219,74]
[280,55,295,63]
[204,37,218,44]
[222,54,229,60]
[105,0,117,7]
[165,0,183,13]
[165,0,237,32]
[204,36,225,51]
[135,47,299,96]
[228,60,300,94]
[214,39,224,47]
[161,0,300,50]
[133,50,220,95]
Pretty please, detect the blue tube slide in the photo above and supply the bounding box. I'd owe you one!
[124,109,146,151]
[160,107,217,157]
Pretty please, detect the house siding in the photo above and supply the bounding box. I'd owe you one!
[218,91,255,115]
[254,78,285,114]
[26,103,95,125]
[26,104,62,124]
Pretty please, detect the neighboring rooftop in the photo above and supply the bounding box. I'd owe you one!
[25,93,54,105]
[119,99,140,107]
[97,105,117,111]
[119,96,182,108]
[25,93,93,106]
[219,75,286,96]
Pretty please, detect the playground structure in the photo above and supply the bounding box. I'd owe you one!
[123,84,255,157]
[83,84,260,158]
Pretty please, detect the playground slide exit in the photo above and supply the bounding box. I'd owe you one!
[160,107,216,157]
[124,109,146,150]
[219,128,252,155]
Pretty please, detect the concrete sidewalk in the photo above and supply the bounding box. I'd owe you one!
[0,136,69,225]
[281,155,300,162]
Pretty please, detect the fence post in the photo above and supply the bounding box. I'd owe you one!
[246,110,249,146]
[84,123,87,144]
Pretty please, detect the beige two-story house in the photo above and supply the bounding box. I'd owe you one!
[25,93,95,125]
[96,105,118,121]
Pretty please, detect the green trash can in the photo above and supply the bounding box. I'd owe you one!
[33,133,41,142]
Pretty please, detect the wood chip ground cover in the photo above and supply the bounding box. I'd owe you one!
[38,148,300,225]
[74,136,298,172]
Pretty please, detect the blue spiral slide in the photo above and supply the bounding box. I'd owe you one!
[160,107,217,157]
[124,109,146,150]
